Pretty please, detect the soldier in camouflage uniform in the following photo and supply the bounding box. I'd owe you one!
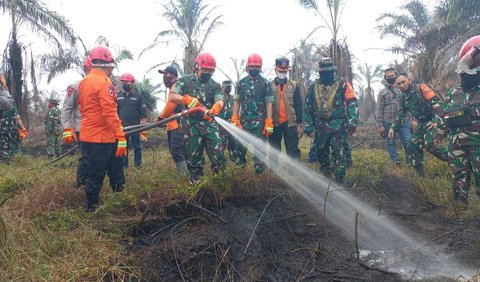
[388,73,448,176]
[436,36,480,204]
[231,53,274,174]
[0,74,27,163]
[44,98,63,158]
[304,57,358,184]
[168,52,225,184]
[218,80,236,161]
[0,76,14,163]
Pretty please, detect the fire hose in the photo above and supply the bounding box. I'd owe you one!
[39,107,208,167]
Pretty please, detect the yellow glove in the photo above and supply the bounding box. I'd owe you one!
[183,95,201,109]
[18,129,29,140]
[115,131,127,157]
[230,114,242,129]
[207,102,222,116]
[62,128,77,144]
[263,118,274,137]
[140,131,148,142]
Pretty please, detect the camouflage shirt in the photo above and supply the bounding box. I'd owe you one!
[172,74,223,125]
[438,85,480,145]
[234,75,274,129]
[303,77,358,133]
[218,93,234,121]
[44,107,62,134]
[0,106,19,134]
[393,81,444,131]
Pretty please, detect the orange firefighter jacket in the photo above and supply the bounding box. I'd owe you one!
[78,69,122,143]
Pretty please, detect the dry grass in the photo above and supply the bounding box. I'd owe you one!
[1,135,478,280]
[0,143,284,280]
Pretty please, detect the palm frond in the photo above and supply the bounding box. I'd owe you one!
[297,0,318,11]
[40,48,83,83]
[115,49,133,64]
[11,0,77,45]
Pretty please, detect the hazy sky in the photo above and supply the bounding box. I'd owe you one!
[0,0,416,107]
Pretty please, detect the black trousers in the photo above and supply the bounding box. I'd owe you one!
[167,128,187,163]
[82,141,125,208]
[269,122,301,160]
[76,132,88,187]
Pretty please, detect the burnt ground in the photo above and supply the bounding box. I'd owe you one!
[127,171,480,282]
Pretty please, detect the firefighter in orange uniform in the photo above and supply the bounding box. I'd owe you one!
[78,46,127,212]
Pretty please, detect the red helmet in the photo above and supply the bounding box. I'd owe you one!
[459,35,480,60]
[83,56,92,72]
[90,46,115,67]
[195,52,216,69]
[247,53,263,67]
[457,36,480,74]
[120,73,135,83]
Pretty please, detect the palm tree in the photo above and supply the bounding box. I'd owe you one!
[40,35,134,83]
[355,63,382,121]
[297,0,354,83]
[141,0,223,73]
[134,78,162,115]
[288,27,325,98]
[0,0,77,120]
[376,0,480,92]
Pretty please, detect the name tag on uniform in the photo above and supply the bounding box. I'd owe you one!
[130,97,138,101]
[117,97,125,100]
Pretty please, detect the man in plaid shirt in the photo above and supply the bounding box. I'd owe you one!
[375,68,412,165]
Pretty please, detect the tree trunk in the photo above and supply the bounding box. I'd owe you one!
[30,50,40,113]
[9,12,25,118]
[184,46,198,75]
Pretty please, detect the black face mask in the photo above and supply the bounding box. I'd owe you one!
[122,84,132,92]
[460,72,480,91]
[248,69,260,78]
[163,77,175,88]
[319,71,335,85]
[386,77,397,85]
[224,87,232,94]
[199,73,212,82]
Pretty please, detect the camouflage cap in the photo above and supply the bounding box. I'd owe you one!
[222,80,233,86]
[318,57,336,72]
[48,98,60,105]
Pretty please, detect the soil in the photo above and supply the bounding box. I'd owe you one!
[128,170,480,281]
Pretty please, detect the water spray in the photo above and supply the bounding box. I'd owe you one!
[214,117,475,280]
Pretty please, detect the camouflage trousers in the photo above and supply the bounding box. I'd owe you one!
[0,133,13,163]
[11,132,21,155]
[235,125,266,174]
[46,134,62,157]
[447,131,480,199]
[186,121,225,178]
[314,128,347,183]
[407,121,448,169]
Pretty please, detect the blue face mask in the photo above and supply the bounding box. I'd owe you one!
[200,73,212,82]
[248,69,260,78]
